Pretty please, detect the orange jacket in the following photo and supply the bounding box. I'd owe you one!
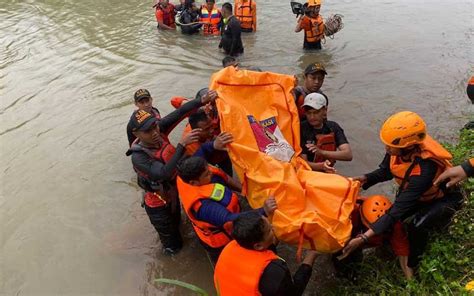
[234,0,257,31]
[301,15,324,43]
[155,4,176,28]
[313,133,336,163]
[200,4,222,35]
[214,240,279,295]
[390,135,452,202]
[177,166,241,248]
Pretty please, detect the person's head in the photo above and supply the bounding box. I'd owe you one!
[222,2,233,18]
[380,111,427,157]
[206,0,215,10]
[232,212,276,251]
[130,110,163,146]
[185,0,195,9]
[302,93,327,128]
[306,0,321,17]
[189,109,214,142]
[222,56,238,68]
[177,156,212,185]
[134,89,154,113]
[160,0,169,7]
[303,63,327,93]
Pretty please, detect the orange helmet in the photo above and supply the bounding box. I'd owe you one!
[380,111,427,148]
[170,96,189,109]
[360,195,392,227]
[307,0,321,7]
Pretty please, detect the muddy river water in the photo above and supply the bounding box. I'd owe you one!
[1,0,472,294]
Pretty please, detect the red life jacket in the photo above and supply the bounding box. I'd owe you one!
[155,3,176,28]
[177,166,241,248]
[129,140,177,207]
[313,133,336,163]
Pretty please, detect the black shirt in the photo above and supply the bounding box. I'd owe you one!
[363,154,439,234]
[259,259,313,296]
[219,15,244,56]
[300,120,348,161]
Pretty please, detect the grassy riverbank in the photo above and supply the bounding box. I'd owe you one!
[334,128,474,295]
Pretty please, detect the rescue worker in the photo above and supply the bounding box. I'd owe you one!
[154,0,176,30]
[214,211,318,295]
[293,62,328,118]
[219,2,244,57]
[300,93,352,172]
[234,0,257,32]
[200,0,222,36]
[176,156,277,263]
[295,0,325,50]
[127,89,162,146]
[335,195,413,279]
[340,111,464,269]
[434,78,473,186]
[126,90,218,255]
[179,0,202,35]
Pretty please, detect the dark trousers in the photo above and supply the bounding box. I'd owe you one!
[304,40,322,50]
[144,200,183,253]
[407,190,463,267]
[200,241,224,266]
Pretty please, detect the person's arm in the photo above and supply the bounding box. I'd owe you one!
[228,18,242,56]
[259,251,317,296]
[196,200,264,227]
[371,159,438,234]
[132,144,186,182]
[295,15,307,32]
[311,143,352,161]
[301,154,336,173]
[127,121,136,147]
[434,158,473,187]
[160,91,217,134]
[354,154,393,189]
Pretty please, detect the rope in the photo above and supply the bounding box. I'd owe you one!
[324,14,344,38]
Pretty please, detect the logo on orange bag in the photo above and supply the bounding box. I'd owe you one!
[248,115,295,162]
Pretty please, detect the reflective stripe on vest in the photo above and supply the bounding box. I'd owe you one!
[389,135,452,202]
[214,240,279,296]
[201,6,221,35]
[305,16,324,43]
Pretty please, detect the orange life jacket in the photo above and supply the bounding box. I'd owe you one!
[155,4,176,28]
[214,240,279,295]
[304,15,324,43]
[313,132,336,163]
[390,135,452,202]
[177,166,241,248]
[129,140,177,207]
[234,0,256,31]
[201,5,221,36]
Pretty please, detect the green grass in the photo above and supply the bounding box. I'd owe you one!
[332,128,474,295]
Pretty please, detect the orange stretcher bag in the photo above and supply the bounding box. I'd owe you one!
[209,67,360,253]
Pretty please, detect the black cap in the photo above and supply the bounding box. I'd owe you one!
[134,89,152,102]
[304,63,327,75]
[129,110,158,132]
